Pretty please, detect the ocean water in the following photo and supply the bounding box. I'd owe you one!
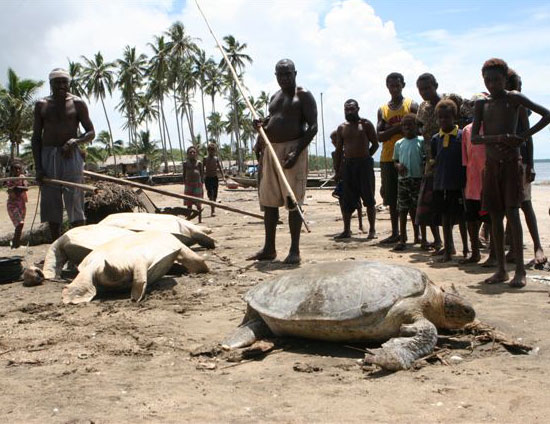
[533,161,550,183]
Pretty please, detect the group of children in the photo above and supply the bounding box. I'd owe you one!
[334,58,550,288]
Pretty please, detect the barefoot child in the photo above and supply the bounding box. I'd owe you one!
[377,73,418,244]
[431,100,465,262]
[392,114,423,251]
[334,99,379,239]
[5,160,29,248]
[472,58,550,287]
[204,143,225,217]
[183,146,204,223]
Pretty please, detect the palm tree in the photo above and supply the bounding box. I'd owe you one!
[67,60,88,99]
[220,35,252,171]
[0,68,43,159]
[204,62,224,115]
[94,130,123,157]
[207,111,223,149]
[80,51,118,172]
[116,46,147,161]
[257,90,270,117]
[193,50,216,143]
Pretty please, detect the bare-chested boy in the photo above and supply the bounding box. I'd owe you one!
[31,68,95,241]
[334,99,378,239]
[472,58,550,287]
[204,143,225,217]
[377,73,418,244]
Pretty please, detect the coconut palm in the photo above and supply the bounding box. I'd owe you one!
[193,50,217,144]
[67,60,88,99]
[207,111,224,149]
[257,90,270,118]
[204,62,224,115]
[0,68,43,159]
[80,51,118,172]
[220,35,252,171]
[94,130,123,156]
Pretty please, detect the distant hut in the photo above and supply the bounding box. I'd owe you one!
[103,154,148,176]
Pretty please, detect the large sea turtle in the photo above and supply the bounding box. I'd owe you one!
[223,261,475,371]
[62,230,209,304]
[43,225,134,279]
[98,213,215,249]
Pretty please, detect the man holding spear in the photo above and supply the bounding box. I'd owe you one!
[31,68,95,241]
[249,59,318,264]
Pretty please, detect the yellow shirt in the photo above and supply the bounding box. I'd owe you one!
[379,98,413,162]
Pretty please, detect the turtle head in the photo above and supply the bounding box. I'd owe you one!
[441,290,476,329]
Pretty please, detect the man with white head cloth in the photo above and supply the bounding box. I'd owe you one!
[31,68,95,241]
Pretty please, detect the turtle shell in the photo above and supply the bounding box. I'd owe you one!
[246,261,429,322]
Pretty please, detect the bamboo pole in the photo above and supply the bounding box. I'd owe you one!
[0,176,97,193]
[194,0,311,233]
[83,170,265,221]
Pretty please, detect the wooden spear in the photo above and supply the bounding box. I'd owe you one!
[0,176,97,193]
[194,0,311,233]
[82,170,265,221]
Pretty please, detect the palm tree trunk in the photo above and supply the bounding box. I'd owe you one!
[173,93,183,157]
[200,87,209,143]
[100,95,117,175]
[160,102,177,172]
[157,98,169,173]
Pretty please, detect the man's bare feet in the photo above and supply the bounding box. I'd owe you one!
[283,251,301,265]
[462,249,470,258]
[483,270,509,284]
[247,249,277,261]
[437,253,453,263]
[334,231,351,240]
[380,234,399,244]
[534,248,547,266]
[481,256,497,267]
[392,242,406,251]
[366,230,377,240]
[509,272,527,288]
[458,253,481,265]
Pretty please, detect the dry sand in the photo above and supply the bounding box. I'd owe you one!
[1,181,550,423]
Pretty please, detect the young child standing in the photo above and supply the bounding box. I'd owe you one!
[392,114,424,251]
[472,58,550,287]
[431,100,465,262]
[6,160,29,248]
[203,143,225,217]
[183,146,204,223]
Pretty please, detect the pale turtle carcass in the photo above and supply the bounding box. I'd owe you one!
[223,261,475,371]
[98,213,215,249]
[62,230,209,304]
[43,224,134,279]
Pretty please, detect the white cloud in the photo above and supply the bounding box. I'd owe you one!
[2,0,550,159]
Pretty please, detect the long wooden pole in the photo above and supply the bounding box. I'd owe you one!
[0,176,97,193]
[83,170,265,221]
[194,0,311,233]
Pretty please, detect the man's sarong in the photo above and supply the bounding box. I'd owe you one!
[259,139,308,209]
[40,145,85,224]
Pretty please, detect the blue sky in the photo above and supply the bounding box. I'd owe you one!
[2,0,550,158]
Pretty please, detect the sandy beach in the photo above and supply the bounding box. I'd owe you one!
[1,181,550,423]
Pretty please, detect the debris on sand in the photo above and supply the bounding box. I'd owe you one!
[84,182,145,224]
[293,362,323,373]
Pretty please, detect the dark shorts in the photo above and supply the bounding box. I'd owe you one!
[342,157,375,213]
[433,190,464,216]
[380,161,398,208]
[204,176,219,201]
[415,174,440,226]
[397,177,421,211]
[482,158,524,213]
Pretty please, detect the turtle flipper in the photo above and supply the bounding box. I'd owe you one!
[222,307,271,349]
[62,271,96,304]
[364,318,437,371]
[131,263,148,302]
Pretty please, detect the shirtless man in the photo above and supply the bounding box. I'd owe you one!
[31,68,95,241]
[472,58,550,288]
[248,59,318,264]
[334,99,378,239]
[204,143,225,217]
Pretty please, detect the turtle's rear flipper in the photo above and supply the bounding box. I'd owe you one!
[363,318,437,371]
[222,318,271,349]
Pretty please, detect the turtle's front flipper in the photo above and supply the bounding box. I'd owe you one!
[222,307,271,349]
[131,263,148,302]
[364,318,437,371]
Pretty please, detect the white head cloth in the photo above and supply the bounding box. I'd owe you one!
[49,69,71,81]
